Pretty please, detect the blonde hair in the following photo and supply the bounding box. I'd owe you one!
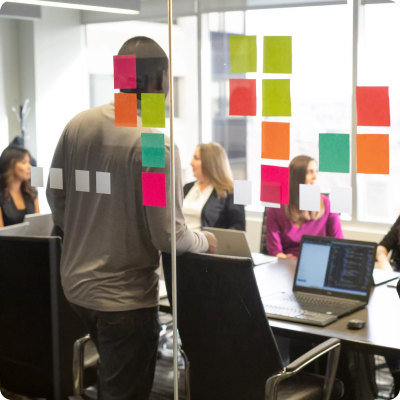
[285,155,324,224]
[198,142,233,199]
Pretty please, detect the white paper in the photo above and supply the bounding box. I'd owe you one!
[96,172,111,195]
[31,167,44,187]
[261,202,281,208]
[299,184,320,212]
[76,170,90,192]
[331,186,352,214]
[234,180,252,205]
[50,168,63,190]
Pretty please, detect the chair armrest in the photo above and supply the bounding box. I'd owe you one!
[265,338,341,400]
[73,335,99,396]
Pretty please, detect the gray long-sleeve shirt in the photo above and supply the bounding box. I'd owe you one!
[46,102,208,312]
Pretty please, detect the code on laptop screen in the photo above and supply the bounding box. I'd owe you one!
[295,239,375,296]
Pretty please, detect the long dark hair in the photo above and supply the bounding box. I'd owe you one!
[285,155,324,224]
[0,146,35,201]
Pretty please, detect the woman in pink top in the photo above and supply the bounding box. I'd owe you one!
[266,155,344,258]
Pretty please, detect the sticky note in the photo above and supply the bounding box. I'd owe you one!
[319,134,350,173]
[76,170,90,192]
[263,36,292,74]
[261,122,290,160]
[229,79,256,116]
[142,172,166,207]
[331,187,352,214]
[50,168,63,190]
[234,180,252,205]
[115,93,137,127]
[356,86,390,127]
[31,167,43,187]
[299,184,320,212]
[96,172,111,195]
[260,165,289,205]
[142,94,165,128]
[229,35,257,73]
[114,55,136,89]
[356,134,389,174]
[142,133,165,168]
[262,79,291,117]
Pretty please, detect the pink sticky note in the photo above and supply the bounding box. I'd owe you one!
[356,86,390,127]
[114,55,137,90]
[142,172,166,207]
[261,165,289,205]
[260,181,280,204]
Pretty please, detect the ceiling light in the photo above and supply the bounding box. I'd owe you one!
[5,0,140,14]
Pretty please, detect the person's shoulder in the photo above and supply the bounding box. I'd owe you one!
[0,185,5,206]
[184,181,196,197]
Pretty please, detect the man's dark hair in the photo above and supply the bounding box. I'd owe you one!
[118,36,169,100]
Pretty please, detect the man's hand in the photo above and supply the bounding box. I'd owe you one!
[203,231,218,254]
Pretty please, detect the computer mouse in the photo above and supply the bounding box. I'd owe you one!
[347,319,366,330]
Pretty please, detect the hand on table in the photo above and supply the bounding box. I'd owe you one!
[203,231,218,254]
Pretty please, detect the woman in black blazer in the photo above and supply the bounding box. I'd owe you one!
[183,142,245,231]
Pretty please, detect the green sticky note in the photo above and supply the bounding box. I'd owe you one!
[262,79,291,117]
[319,134,350,173]
[263,36,292,74]
[142,94,165,128]
[142,133,165,168]
[229,35,257,73]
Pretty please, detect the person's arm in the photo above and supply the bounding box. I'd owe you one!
[34,197,40,214]
[0,208,4,228]
[225,194,246,230]
[326,198,344,239]
[377,215,400,270]
[266,208,286,257]
[376,245,392,271]
[46,129,67,230]
[145,142,213,255]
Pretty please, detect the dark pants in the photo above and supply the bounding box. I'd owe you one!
[70,303,161,400]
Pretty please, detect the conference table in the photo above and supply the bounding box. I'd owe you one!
[159,258,400,358]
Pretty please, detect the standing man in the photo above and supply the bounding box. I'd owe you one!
[47,37,216,400]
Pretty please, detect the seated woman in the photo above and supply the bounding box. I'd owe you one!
[266,155,343,258]
[183,142,245,231]
[376,216,400,271]
[0,146,39,227]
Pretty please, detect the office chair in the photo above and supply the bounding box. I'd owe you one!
[162,252,343,400]
[0,236,88,400]
[260,207,268,254]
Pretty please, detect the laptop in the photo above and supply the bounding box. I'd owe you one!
[23,213,54,236]
[202,227,277,266]
[0,222,30,237]
[263,235,376,327]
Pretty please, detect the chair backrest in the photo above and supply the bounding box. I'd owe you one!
[162,252,284,400]
[0,236,87,399]
[260,208,268,254]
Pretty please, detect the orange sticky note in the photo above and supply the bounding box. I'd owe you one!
[356,134,389,174]
[261,122,290,160]
[115,93,137,127]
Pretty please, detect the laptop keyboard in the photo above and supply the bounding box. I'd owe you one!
[264,305,337,325]
[286,293,355,309]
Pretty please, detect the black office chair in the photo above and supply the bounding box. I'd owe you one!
[260,207,268,254]
[0,236,88,400]
[162,252,343,400]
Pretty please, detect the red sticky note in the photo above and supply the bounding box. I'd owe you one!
[229,79,256,116]
[356,134,389,174]
[260,165,289,205]
[261,181,281,204]
[115,93,137,127]
[142,172,166,207]
[356,86,390,127]
[114,55,137,89]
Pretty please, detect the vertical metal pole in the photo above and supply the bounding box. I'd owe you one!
[167,1,179,399]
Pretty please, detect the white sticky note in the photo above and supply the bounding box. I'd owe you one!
[50,168,63,190]
[96,172,111,195]
[76,170,90,192]
[31,167,44,187]
[234,180,252,205]
[261,202,281,208]
[331,187,352,214]
[299,184,320,212]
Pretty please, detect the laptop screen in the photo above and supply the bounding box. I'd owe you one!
[294,237,376,298]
